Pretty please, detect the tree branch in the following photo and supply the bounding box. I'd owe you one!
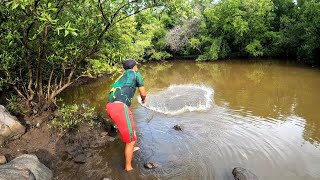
[111,0,138,23]
[54,0,66,19]
[46,64,54,100]
[7,81,27,100]
[98,0,107,21]
[13,86,27,100]
[115,6,152,24]
[22,26,34,101]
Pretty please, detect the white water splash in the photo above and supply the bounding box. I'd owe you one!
[139,84,214,115]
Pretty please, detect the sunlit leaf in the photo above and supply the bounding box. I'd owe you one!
[64,30,69,37]
[12,3,19,10]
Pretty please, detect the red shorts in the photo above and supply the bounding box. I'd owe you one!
[106,102,137,143]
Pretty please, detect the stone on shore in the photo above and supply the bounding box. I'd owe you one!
[0,155,6,165]
[0,168,36,180]
[232,167,260,180]
[0,105,25,145]
[0,154,52,180]
[73,153,86,164]
[100,132,108,137]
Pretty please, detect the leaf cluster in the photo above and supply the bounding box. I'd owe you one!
[49,104,98,131]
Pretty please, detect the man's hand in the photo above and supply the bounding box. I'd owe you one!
[141,96,146,104]
[139,87,146,104]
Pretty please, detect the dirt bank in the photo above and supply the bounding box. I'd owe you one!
[0,112,116,179]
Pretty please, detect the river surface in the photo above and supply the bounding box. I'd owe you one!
[60,60,320,180]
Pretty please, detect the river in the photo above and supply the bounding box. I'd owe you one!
[59,60,320,180]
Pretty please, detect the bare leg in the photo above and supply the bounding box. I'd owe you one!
[125,140,136,171]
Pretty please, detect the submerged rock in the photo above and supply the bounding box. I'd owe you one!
[232,167,260,180]
[173,125,183,131]
[0,154,52,180]
[0,105,25,145]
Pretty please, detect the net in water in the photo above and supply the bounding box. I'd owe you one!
[140,84,213,115]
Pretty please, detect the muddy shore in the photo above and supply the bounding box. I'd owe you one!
[0,111,117,179]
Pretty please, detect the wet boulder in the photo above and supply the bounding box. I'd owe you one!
[173,124,183,131]
[0,154,53,180]
[144,161,158,169]
[0,105,25,145]
[232,167,260,180]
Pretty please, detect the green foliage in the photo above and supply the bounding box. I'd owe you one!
[84,56,120,76]
[49,104,98,130]
[0,0,182,107]
[201,0,275,59]
[189,38,201,51]
[296,0,320,63]
[197,38,222,61]
[134,11,169,61]
[245,39,264,57]
[149,50,172,61]
[5,95,21,114]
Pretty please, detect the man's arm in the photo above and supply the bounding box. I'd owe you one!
[138,87,146,103]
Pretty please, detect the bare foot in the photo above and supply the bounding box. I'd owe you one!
[133,147,140,152]
[125,167,133,171]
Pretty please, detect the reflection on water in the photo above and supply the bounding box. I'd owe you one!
[59,60,320,180]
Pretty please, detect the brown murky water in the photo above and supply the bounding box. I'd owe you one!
[60,60,320,180]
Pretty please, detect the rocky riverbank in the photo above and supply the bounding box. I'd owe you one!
[0,105,115,179]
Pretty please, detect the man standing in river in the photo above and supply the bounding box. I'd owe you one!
[106,59,147,171]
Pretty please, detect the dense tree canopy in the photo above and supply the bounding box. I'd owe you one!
[0,0,319,113]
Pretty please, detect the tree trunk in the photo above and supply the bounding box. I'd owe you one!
[38,26,48,97]
[22,29,34,104]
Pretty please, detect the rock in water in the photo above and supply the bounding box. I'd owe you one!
[173,125,183,131]
[0,154,52,180]
[0,105,25,145]
[144,161,157,169]
[232,167,260,180]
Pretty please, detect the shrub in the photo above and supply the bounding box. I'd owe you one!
[49,104,99,131]
[5,95,21,114]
